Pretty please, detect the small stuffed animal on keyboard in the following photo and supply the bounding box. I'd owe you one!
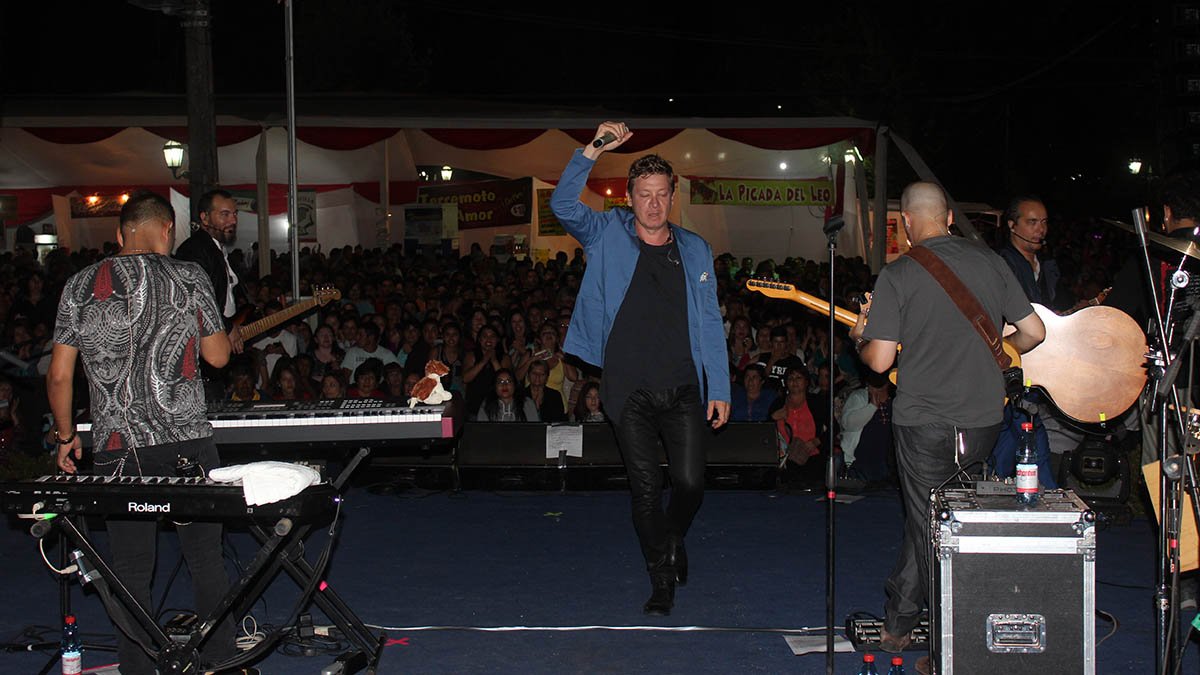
[409,359,452,408]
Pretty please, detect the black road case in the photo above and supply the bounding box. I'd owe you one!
[930,487,1096,674]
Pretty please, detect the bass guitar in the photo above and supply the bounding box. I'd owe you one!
[746,278,1146,424]
[233,285,342,343]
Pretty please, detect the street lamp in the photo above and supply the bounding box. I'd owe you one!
[1128,158,1143,175]
[163,140,188,179]
[440,165,453,181]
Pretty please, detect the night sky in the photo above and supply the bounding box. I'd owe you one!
[0,1,1163,218]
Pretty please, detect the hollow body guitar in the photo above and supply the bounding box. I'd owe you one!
[746,278,1147,424]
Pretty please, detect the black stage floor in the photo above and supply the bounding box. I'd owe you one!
[0,478,1187,673]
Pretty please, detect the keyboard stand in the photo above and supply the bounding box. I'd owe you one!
[30,447,384,675]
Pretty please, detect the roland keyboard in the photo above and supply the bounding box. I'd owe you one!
[0,474,339,521]
[75,399,458,448]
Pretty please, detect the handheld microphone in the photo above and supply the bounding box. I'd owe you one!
[592,132,617,149]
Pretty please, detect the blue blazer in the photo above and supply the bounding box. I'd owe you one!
[550,149,730,405]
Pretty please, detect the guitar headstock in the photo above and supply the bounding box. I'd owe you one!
[313,285,343,306]
[745,277,799,300]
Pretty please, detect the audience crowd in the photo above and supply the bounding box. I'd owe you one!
[0,214,1133,481]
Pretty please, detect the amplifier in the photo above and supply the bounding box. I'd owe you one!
[931,488,1095,674]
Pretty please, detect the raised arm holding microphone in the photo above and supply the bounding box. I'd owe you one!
[550,121,730,617]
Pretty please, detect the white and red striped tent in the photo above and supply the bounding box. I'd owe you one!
[0,102,956,267]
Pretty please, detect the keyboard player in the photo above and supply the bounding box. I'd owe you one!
[45,191,244,675]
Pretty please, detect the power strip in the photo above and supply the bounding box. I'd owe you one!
[973,479,1015,496]
[845,615,930,651]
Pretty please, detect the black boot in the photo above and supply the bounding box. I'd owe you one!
[668,535,688,587]
[642,561,676,616]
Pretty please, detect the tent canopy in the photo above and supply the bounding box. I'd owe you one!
[1,96,899,264]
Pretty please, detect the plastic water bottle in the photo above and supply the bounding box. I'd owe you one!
[61,614,82,675]
[887,655,906,674]
[1015,420,1039,506]
[858,652,880,675]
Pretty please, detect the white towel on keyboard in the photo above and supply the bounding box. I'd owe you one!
[208,461,321,506]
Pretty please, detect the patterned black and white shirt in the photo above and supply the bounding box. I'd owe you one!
[54,254,224,450]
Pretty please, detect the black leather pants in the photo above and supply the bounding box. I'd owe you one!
[614,384,707,567]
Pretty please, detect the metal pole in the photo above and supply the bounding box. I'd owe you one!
[182,0,217,218]
[382,142,391,246]
[825,224,840,675]
[255,129,270,279]
[284,0,300,301]
[870,126,888,275]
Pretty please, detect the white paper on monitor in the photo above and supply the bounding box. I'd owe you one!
[546,424,583,459]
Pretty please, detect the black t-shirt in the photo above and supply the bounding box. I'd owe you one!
[863,236,1034,427]
[602,237,697,419]
[756,354,806,392]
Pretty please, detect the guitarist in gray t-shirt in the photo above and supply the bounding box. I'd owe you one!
[848,182,1046,666]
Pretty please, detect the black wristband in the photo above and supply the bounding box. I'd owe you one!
[54,429,77,445]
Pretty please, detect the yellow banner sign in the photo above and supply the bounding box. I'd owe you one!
[536,189,565,236]
[690,177,834,206]
[604,196,629,210]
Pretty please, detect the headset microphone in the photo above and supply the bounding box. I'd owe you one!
[1011,230,1044,245]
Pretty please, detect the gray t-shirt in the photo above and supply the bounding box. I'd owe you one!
[863,236,1034,427]
[54,254,224,450]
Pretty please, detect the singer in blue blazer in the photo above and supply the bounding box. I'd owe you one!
[549,121,729,617]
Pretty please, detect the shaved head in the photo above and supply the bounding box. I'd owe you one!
[899,181,952,244]
[900,182,948,221]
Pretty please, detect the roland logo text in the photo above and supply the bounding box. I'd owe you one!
[128,501,171,514]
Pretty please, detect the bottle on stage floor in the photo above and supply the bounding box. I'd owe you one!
[887,655,905,674]
[1015,420,1039,506]
[61,614,82,675]
[858,652,880,674]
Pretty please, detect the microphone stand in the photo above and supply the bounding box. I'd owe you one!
[1127,207,1200,674]
[821,215,845,675]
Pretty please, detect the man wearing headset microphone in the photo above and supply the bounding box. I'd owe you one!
[988,197,1062,490]
[47,191,245,675]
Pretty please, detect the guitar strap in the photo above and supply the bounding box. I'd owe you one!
[904,245,1012,371]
